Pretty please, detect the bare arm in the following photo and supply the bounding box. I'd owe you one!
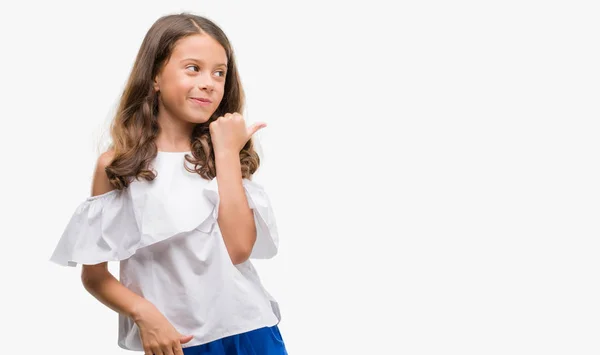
[80,150,192,354]
[81,262,153,321]
[81,150,154,320]
[215,151,257,265]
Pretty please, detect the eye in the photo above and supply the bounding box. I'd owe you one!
[186,65,199,72]
[215,70,226,77]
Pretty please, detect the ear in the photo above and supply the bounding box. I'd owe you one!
[153,74,160,92]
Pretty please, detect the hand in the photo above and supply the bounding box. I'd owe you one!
[133,302,193,355]
[209,112,266,156]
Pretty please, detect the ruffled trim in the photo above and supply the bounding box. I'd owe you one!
[50,186,216,267]
[204,178,279,259]
[50,176,279,267]
[49,189,142,267]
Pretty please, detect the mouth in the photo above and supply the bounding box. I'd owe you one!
[190,97,212,107]
[190,97,212,103]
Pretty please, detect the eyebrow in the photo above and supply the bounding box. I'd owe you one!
[180,58,228,68]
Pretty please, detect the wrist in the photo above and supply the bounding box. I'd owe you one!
[214,149,239,160]
[130,299,155,323]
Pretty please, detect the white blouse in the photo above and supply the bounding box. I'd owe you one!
[49,151,281,351]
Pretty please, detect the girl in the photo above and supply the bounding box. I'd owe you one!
[49,13,287,355]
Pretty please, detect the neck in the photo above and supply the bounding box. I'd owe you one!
[155,101,195,151]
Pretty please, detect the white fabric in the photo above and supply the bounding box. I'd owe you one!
[49,151,281,351]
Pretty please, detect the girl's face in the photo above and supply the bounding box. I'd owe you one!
[153,33,228,124]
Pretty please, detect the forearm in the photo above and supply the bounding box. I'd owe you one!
[82,270,153,322]
[215,151,256,263]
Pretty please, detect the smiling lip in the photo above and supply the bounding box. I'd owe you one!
[191,97,211,103]
[190,98,212,106]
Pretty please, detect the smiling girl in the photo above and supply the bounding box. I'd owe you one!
[50,13,287,355]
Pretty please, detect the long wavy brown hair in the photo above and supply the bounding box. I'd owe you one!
[104,13,260,190]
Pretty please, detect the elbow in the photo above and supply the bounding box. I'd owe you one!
[230,243,253,265]
[230,233,256,265]
[223,216,257,265]
[230,251,250,265]
[80,262,110,288]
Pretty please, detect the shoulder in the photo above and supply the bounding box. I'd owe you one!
[91,149,116,196]
[97,149,116,168]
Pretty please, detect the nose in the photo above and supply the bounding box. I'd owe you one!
[197,72,215,92]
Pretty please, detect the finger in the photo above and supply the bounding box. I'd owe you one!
[247,122,267,137]
[162,344,174,355]
[153,346,165,355]
[180,335,193,344]
[174,344,185,355]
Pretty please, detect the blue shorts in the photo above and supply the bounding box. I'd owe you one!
[183,325,288,355]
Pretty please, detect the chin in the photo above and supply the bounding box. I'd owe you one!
[195,115,212,124]
[184,112,212,124]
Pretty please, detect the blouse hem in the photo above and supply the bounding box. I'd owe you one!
[117,318,280,352]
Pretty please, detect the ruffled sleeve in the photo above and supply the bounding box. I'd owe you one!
[49,189,142,267]
[203,178,280,259]
[50,173,279,267]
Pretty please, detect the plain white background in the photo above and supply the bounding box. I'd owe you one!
[0,0,598,354]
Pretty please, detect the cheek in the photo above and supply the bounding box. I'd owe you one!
[165,74,194,97]
[214,85,226,102]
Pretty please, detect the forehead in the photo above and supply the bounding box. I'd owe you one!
[170,33,227,64]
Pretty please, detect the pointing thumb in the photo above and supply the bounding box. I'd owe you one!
[180,334,194,344]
